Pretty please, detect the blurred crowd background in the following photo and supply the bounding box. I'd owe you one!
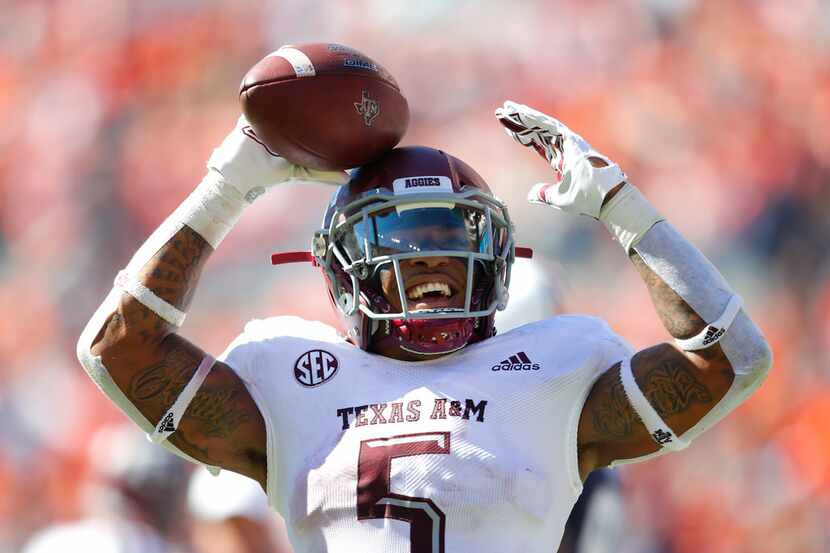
[1,0,829,551]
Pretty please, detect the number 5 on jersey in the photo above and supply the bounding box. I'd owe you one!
[357,432,451,553]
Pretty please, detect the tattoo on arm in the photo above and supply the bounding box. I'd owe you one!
[130,349,198,401]
[641,360,711,418]
[186,389,252,439]
[629,252,704,339]
[173,432,215,464]
[587,346,720,444]
[129,339,253,440]
[138,225,211,310]
[98,226,212,350]
[589,363,639,440]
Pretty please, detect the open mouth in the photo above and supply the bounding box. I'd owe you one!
[404,277,462,311]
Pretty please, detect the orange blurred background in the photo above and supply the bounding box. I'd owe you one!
[1,1,828,552]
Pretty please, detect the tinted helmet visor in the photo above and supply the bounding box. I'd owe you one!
[338,203,500,262]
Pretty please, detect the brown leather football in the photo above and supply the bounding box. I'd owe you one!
[239,43,409,171]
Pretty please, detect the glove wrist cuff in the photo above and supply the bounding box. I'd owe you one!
[599,184,664,253]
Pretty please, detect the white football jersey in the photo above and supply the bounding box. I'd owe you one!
[221,315,632,553]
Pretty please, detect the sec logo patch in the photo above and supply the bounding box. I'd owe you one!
[294,349,339,387]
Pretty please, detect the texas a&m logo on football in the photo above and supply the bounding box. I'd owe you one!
[354,89,380,127]
[294,349,339,387]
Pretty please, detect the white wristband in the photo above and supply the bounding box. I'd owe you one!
[179,170,249,249]
[150,354,216,443]
[124,171,249,282]
[599,184,665,253]
[619,357,688,451]
[675,295,742,351]
[115,271,186,327]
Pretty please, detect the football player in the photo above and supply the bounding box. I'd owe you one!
[77,102,772,552]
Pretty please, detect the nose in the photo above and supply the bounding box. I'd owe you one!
[406,256,450,269]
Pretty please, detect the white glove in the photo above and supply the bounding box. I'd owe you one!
[495,101,626,219]
[207,116,349,203]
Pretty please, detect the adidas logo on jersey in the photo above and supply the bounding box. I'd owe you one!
[702,325,725,346]
[491,351,541,371]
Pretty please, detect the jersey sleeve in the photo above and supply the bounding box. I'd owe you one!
[218,327,261,381]
[519,315,634,494]
[592,318,635,371]
[219,315,341,377]
[509,314,634,372]
[569,317,634,489]
[216,318,291,504]
[217,316,344,508]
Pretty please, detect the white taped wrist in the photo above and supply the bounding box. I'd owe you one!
[619,358,688,451]
[179,170,249,249]
[599,184,664,252]
[124,171,248,279]
[675,294,742,351]
[150,354,216,443]
[115,271,186,327]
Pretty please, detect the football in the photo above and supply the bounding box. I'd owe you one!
[239,43,410,171]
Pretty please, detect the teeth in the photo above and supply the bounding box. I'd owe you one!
[407,282,451,300]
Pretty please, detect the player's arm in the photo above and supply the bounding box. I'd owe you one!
[77,118,347,485]
[89,225,267,480]
[577,249,744,474]
[495,102,772,477]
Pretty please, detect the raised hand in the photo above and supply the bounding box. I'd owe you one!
[208,116,349,204]
[495,101,626,219]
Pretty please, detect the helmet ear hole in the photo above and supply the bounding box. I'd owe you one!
[354,263,370,280]
[337,293,355,315]
[497,286,509,311]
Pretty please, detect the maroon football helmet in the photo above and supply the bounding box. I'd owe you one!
[310,146,517,358]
